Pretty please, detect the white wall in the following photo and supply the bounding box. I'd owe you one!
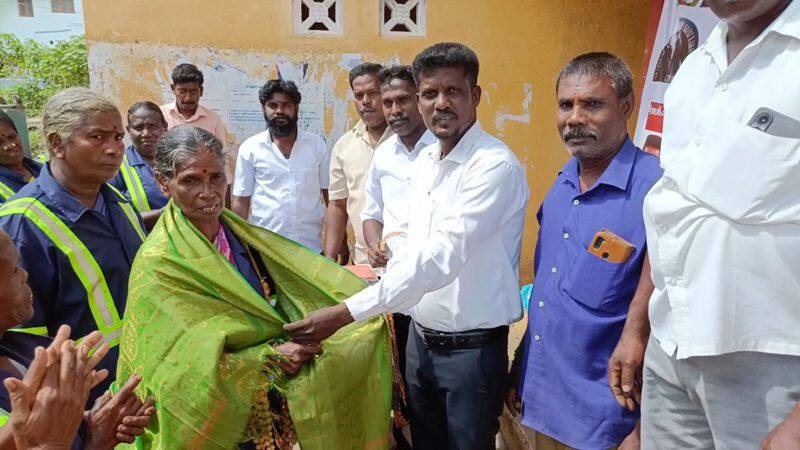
[0,0,84,44]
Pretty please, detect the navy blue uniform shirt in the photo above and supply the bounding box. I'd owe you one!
[0,158,42,202]
[109,147,169,210]
[520,139,663,449]
[0,164,144,403]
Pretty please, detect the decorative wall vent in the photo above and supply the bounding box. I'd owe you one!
[380,0,425,37]
[293,0,343,36]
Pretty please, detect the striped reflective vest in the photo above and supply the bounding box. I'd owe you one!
[118,154,152,212]
[0,181,16,203]
[0,191,145,347]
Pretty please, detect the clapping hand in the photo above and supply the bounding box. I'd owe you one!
[3,325,109,450]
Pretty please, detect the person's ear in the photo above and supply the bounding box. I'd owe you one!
[472,85,482,107]
[170,84,176,94]
[199,85,204,97]
[47,133,66,160]
[621,92,635,120]
[156,174,171,198]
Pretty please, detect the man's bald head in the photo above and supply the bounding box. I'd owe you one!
[0,230,34,332]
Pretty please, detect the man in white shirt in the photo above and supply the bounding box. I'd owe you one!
[231,80,330,253]
[285,42,530,450]
[324,64,393,265]
[361,65,435,449]
[641,1,800,448]
[362,65,436,269]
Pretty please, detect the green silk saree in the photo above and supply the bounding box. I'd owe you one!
[116,202,392,449]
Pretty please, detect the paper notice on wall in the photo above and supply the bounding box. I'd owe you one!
[634,1,718,156]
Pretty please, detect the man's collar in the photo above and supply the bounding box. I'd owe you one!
[562,136,637,192]
[394,129,437,154]
[167,101,207,121]
[438,121,483,165]
[126,146,148,166]
[703,1,800,58]
[38,164,122,223]
[353,120,392,148]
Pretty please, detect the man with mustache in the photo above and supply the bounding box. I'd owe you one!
[642,1,800,448]
[360,65,436,448]
[285,42,530,450]
[362,65,435,270]
[160,63,233,184]
[324,63,393,265]
[232,79,330,253]
[506,53,662,450]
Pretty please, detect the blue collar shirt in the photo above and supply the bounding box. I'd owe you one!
[109,146,169,210]
[0,158,42,201]
[520,138,663,449]
[0,164,144,402]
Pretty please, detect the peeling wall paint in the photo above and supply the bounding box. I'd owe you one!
[84,0,654,282]
[495,83,533,137]
[89,43,390,148]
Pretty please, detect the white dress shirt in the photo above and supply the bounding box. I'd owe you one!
[361,130,436,247]
[644,1,800,360]
[233,129,330,252]
[346,122,530,332]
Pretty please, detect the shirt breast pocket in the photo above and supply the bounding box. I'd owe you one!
[564,251,627,311]
[682,118,800,222]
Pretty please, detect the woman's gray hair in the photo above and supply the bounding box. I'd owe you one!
[155,125,224,179]
[42,87,120,154]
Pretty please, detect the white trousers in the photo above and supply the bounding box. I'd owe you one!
[641,335,800,449]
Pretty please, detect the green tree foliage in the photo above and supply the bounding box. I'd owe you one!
[0,33,89,116]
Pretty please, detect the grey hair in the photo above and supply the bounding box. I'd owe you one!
[41,87,120,154]
[556,52,633,99]
[154,125,224,179]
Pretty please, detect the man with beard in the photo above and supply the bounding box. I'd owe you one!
[232,79,330,253]
[284,42,530,450]
[506,53,662,450]
[324,63,393,265]
[642,1,800,448]
[161,63,234,185]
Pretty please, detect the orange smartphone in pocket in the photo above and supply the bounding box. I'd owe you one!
[588,230,635,263]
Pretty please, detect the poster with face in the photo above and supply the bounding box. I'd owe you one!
[634,1,718,156]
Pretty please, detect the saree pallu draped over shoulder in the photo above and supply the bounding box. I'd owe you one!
[116,201,392,450]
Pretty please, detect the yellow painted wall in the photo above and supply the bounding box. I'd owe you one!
[83,0,653,282]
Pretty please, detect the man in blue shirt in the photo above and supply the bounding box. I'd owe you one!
[0,88,144,404]
[507,53,662,449]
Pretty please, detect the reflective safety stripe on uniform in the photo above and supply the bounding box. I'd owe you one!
[119,154,151,213]
[0,407,9,428]
[7,326,48,336]
[0,197,139,347]
[107,184,146,241]
[0,181,15,202]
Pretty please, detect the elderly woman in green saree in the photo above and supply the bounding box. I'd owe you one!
[116,125,392,450]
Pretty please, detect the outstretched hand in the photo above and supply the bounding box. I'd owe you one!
[283,304,355,344]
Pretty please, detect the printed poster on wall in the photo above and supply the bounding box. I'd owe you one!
[634,0,719,156]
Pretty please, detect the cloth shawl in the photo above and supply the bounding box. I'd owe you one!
[116,201,392,449]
